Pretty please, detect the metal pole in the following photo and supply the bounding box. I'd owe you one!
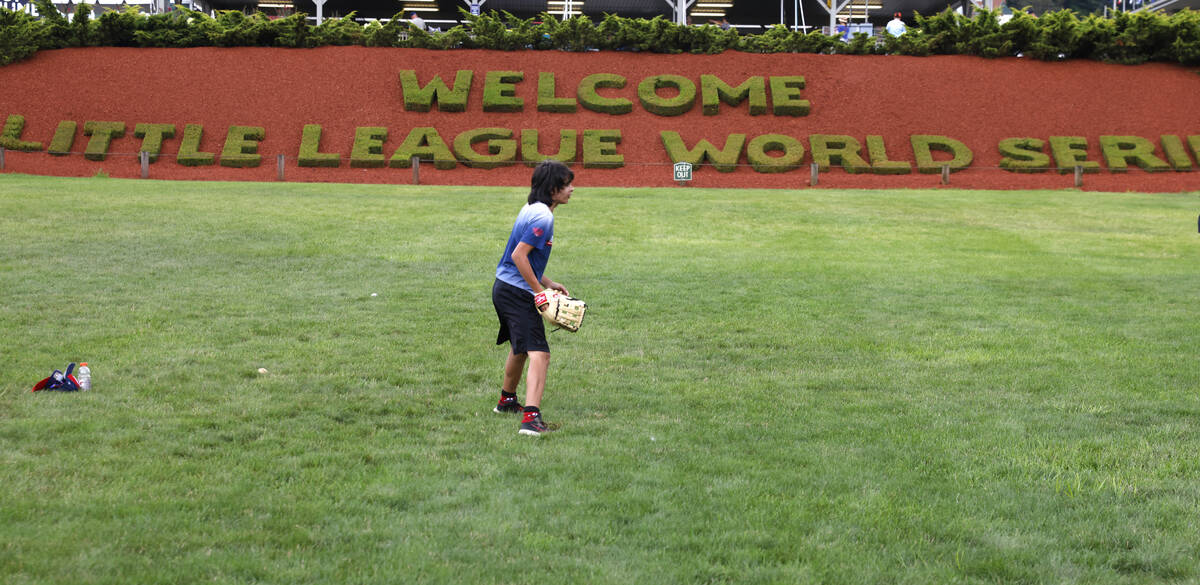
[412,156,420,184]
[1074,165,1083,188]
[313,0,326,24]
[277,154,286,181]
[140,151,149,178]
[664,0,696,25]
[810,162,819,186]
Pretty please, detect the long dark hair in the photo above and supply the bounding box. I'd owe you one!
[528,160,574,206]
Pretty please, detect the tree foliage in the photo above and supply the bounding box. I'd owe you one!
[3,4,1200,67]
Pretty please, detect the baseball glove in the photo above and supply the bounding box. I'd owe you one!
[534,289,587,332]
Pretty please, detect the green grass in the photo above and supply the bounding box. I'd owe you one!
[1,174,1198,585]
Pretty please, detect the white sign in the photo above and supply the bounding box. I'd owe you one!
[674,161,693,181]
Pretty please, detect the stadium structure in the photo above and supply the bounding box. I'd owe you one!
[18,0,1200,36]
[205,0,1200,29]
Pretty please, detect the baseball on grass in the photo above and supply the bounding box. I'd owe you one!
[258,368,269,374]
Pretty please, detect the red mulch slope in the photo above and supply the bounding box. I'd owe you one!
[1,46,1199,191]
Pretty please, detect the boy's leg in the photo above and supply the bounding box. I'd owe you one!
[494,350,527,414]
[518,351,554,436]
[524,351,550,408]
[503,350,527,393]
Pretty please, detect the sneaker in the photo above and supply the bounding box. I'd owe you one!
[493,395,523,414]
[518,411,556,437]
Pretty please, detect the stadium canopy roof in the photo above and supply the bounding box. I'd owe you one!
[207,0,969,28]
[1144,0,1200,12]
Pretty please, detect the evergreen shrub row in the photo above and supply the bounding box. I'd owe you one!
[2,0,1199,67]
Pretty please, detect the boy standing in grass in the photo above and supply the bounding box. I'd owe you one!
[491,160,575,436]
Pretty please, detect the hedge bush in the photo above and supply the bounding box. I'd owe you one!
[700,75,767,117]
[637,74,696,117]
[133,123,175,162]
[1049,136,1099,174]
[745,134,803,173]
[521,129,576,166]
[482,71,525,113]
[388,127,456,170]
[998,137,1050,173]
[220,125,265,168]
[865,135,912,175]
[454,127,517,169]
[6,5,1199,67]
[298,124,340,167]
[399,70,473,113]
[0,8,44,65]
[537,72,577,114]
[809,134,871,174]
[1099,135,1171,172]
[177,123,216,166]
[48,120,76,156]
[581,129,623,169]
[1,114,43,151]
[769,77,809,117]
[349,126,388,168]
[578,73,632,115]
[911,134,973,174]
[659,131,743,173]
[1160,135,1193,170]
[82,120,125,161]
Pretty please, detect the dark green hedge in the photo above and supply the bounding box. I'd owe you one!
[912,134,973,174]
[3,2,1199,67]
[578,73,632,115]
[48,120,76,155]
[482,71,525,113]
[454,127,518,169]
[134,123,175,162]
[581,129,623,169]
[83,120,125,161]
[177,124,216,166]
[350,126,388,168]
[521,129,576,166]
[298,123,340,167]
[745,134,804,173]
[660,131,744,173]
[1,114,42,151]
[220,125,265,168]
[637,74,696,117]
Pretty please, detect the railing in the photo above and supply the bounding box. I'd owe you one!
[4,146,1193,190]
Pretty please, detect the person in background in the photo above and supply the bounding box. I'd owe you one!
[886,12,907,37]
[409,12,426,31]
[709,17,731,31]
[836,16,850,42]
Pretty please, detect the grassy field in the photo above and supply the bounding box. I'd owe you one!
[1,173,1198,585]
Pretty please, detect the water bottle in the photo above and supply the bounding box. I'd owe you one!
[77,362,92,391]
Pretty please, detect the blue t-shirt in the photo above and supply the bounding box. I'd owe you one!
[496,202,554,293]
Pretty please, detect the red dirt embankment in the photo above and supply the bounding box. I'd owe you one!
[1,46,1198,191]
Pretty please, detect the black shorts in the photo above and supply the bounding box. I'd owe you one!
[493,279,549,354]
